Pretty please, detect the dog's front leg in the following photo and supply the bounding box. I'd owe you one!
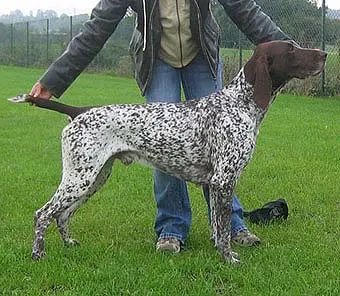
[209,184,240,264]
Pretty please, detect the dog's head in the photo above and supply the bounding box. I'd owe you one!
[245,40,327,109]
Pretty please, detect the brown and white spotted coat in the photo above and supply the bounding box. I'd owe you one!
[9,41,326,263]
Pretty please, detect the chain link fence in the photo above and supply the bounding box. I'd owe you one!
[217,0,340,96]
[259,0,340,95]
[0,14,133,71]
[0,0,339,96]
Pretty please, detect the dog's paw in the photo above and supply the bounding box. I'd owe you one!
[32,250,46,260]
[224,250,240,264]
[64,239,80,247]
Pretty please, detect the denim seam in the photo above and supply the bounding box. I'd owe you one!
[158,233,185,245]
[231,225,247,238]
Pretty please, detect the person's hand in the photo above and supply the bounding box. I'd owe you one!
[30,82,52,99]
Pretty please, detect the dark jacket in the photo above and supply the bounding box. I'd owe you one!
[39,0,291,97]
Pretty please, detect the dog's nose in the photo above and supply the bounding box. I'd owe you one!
[322,51,328,59]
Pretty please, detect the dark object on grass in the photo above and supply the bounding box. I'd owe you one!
[244,199,288,224]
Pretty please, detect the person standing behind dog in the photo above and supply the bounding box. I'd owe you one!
[30,0,292,253]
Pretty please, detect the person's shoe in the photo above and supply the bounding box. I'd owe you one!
[231,230,261,246]
[156,237,181,253]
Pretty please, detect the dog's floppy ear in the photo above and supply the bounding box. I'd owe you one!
[253,54,272,109]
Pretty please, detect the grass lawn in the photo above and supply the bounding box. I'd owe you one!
[0,65,339,295]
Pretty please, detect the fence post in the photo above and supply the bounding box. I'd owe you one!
[321,0,326,94]
[238,30,243,70]
[70,15,73,42]
[46,19,49,63]
[26,21,29,67]
[10,23,14,59]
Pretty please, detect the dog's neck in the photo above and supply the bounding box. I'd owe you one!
[226,67,279,115]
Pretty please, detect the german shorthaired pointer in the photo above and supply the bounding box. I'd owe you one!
[9,41,326,263]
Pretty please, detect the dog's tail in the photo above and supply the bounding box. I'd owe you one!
[8,94,94,120]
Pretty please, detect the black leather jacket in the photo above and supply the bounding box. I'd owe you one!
[40,0,290,97]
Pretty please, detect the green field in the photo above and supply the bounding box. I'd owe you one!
[0,65,340,295]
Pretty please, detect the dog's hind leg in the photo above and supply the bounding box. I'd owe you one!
[32,157,114,260]
[209,182,240,264]
[32,198,58,260]
[32,185,83,260]
[55,157,114,247]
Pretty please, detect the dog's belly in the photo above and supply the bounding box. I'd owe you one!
[116,146,213,185]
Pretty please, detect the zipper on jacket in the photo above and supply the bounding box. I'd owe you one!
[143,0,158,94]
[210,3,221,79]
[192,0,216,81]
[175,0,184,67]
[142,0,147,51]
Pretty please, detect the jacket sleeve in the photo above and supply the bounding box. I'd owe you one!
[39,0,129,98]
[217,0,291,45]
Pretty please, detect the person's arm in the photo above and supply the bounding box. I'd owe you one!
[217,0,291,44]
[35,0,129,98]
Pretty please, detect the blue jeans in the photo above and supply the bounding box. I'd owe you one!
[145,53,247,244]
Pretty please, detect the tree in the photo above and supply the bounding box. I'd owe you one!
[212,0,326,48]
[0,22,10,42]
[44,10,58,19]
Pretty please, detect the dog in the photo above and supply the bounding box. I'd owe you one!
[8,41,326,263]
